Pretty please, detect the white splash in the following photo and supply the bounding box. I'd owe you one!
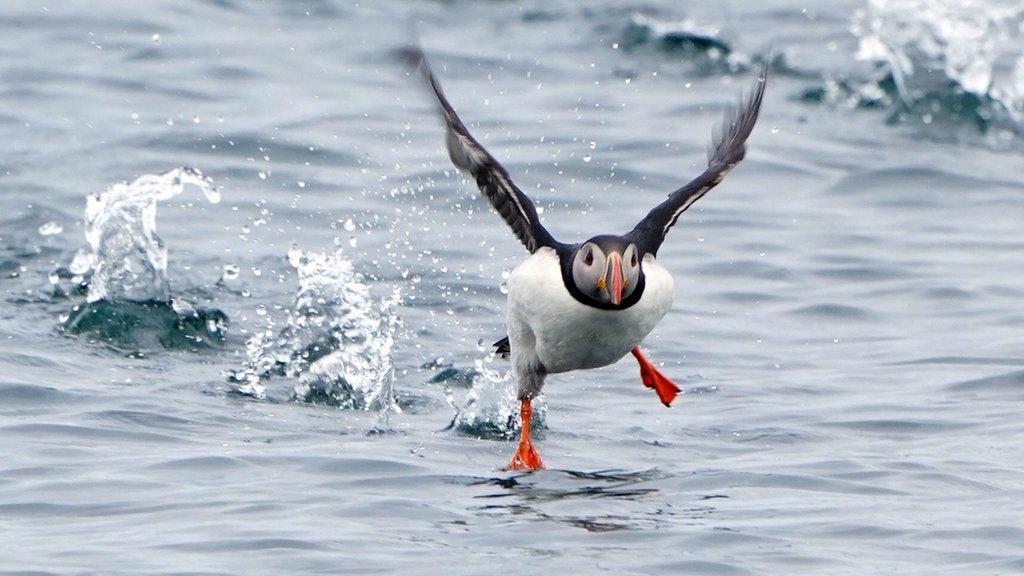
[234,248,401,416]
[852,0,1024,120]
[448,354,545,439]
[77,167,219,302]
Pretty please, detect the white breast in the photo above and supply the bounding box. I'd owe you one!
[506,247,674,375]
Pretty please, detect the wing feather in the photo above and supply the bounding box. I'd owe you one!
[405,48,557,253]
[629,61,768,255]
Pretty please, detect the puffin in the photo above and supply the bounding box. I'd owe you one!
[405,48,767,470]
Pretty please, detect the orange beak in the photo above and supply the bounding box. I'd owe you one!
[607,252,623,305]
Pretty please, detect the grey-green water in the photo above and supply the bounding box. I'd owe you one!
[2,1,1024,574]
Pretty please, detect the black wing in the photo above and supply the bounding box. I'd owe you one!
[628,61,768,256]
[404,48,558,254]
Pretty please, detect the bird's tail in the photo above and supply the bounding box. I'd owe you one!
[493,336,510,359]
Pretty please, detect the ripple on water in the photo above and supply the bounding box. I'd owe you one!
[790,303,876,321]
[681,468,909,496]
[127,132,358,168]
[0,382,75,406]
[692,260,794,281]
[713,291,786,305]
[1,423,185,445]
[811,264,907,282]
[732,426,821,445]
[921,286,976,301]
[820,418,974,435]
[946,369,1024,394]
[91,409,197,431]
[826,167,1009,205]
[147,456,247,473]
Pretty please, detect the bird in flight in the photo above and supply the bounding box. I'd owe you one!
[406,48,767,470]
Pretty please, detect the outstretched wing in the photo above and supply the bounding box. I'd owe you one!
[628,61,768,256]
[404,48,558,254]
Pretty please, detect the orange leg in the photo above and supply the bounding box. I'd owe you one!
[631,347,681,407]
[505,398,544,471]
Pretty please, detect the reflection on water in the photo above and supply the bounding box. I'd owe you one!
[467,469,673,532]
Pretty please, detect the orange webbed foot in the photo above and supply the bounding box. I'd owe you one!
[506,437,544,471]
[504,398,544,471]
[631,347,681,407]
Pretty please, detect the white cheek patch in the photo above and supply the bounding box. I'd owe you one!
[574,244,607,297]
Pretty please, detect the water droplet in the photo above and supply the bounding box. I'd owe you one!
[38,221,63,236]
[297,180,306,188]
[287,245,303,267]
[222,264,240,280]
[343,218,356,232]
[582,154,592,163]
[151,33,161,44]
[256,304,268,316]
[258,171,267,180]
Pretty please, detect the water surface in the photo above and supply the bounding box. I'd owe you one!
[2,1,1024,574]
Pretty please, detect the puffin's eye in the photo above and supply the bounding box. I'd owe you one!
[631,252,638,267]
[583,250,594,266]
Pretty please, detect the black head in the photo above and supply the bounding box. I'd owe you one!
[562,235,645,309]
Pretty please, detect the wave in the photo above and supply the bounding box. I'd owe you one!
[620,13,751,73]
[62,299,227,353]
[805,0,1024,134]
